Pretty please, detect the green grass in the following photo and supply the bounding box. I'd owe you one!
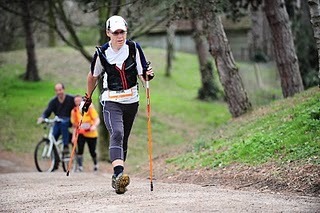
[0,46,294,172]
[0,64,53,152]
[140,50,229,127]
[167,88,320,169]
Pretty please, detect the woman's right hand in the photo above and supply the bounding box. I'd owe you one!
[71,135,77,144]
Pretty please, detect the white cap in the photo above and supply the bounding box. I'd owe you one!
[106,15,127,32]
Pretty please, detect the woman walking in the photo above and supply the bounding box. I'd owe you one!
[82,15,154,194]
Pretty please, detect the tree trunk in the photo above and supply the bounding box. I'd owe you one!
[96,0,121,163]
[47,0,56,47]
[21,0,40,82]
[203,6,252,117]
[165,20,176,77]
[96,6,109,162]
[263,0,304,97]
[291,0,318,89]
[98,7,108,45]
[308,0,320,85]
[248,4,273,62]
[192,18,220,101]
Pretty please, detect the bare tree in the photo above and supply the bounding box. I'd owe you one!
[96,3,110,162]
[20,0,40,81]
[248,4,273,62]
[171,0,250,116]
[165,19,176,77]
[122,0,169,40]
[202,2,252,117]
[47,0,56,47]
[0,5,21,52]
[263,0,304,97]
[293,0,318,89]
[192,17,221,101]
[0,1,93,62]
[308,0,320,85]
[96,0,121,162]
[53,0,93,62]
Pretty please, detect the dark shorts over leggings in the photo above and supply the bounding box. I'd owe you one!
[103,101,139,162]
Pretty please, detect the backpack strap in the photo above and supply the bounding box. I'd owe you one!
[126,40,136,61]
[95,41,136,67]
[96,43,109,64]
[135,42,148,71]
[90,42,109,75]
[135,42,154,80]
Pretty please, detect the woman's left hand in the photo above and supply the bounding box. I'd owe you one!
[143,67,154,81]
[146,68,154,77]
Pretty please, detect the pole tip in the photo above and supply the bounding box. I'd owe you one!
[150,182,153,191]
[66,171,70,176]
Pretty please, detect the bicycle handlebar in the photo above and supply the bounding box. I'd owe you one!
[42,116,63,124]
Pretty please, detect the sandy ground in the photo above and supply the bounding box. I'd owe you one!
[0,168,319,212]
[1,171,320,213]
[1,151,320,212]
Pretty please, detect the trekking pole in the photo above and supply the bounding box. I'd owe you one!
[66,116,82,176]
[145,62,154,191]
[66,80,99,176]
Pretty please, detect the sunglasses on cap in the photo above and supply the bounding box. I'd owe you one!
[111,30,127,36]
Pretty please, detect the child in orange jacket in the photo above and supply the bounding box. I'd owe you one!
[71,95,100,171]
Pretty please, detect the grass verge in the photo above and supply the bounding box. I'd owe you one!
[167,87,320,169]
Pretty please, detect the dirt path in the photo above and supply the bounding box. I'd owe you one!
[0,151,320,213]
[1,151,319,212]
[1,172,319,213]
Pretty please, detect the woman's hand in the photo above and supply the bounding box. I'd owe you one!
[89,125,97,131]
[146,68,154,77]
[143,67,154,81]
[71,135,77,144]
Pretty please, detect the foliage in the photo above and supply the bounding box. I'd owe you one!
[167,87,320,169]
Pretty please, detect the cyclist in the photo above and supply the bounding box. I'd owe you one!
[37,83,75,157]
[71,95,100,172]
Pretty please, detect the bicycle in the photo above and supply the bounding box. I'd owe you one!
[34,116,77,172]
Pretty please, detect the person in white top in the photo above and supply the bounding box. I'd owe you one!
[82,15,154,194]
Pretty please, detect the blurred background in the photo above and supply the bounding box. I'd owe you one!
[0,0,318,176]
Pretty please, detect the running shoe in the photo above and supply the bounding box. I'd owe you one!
[112,173,130,194]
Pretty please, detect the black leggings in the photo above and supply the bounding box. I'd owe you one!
[77,135,97,159]
[103,101,138,162]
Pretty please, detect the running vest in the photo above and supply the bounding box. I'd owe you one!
[95,40,138,91]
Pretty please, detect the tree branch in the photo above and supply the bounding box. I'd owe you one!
[80,0,139,13]
[53,0,92,62]
[0,2,92,62]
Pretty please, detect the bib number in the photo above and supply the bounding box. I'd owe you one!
[108,89,133,99]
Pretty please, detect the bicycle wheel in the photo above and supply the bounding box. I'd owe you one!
[34,139,56,172]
